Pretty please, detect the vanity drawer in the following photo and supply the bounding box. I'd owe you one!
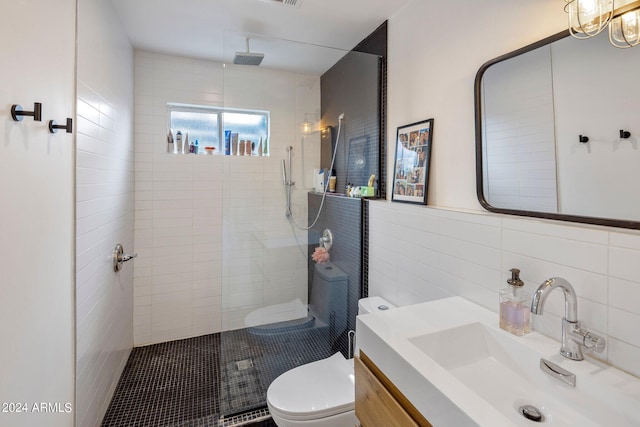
[355,352,431,427]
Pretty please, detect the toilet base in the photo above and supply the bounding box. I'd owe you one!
[269,408,357,427]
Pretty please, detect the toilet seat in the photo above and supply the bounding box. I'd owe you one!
[267,352,354,422]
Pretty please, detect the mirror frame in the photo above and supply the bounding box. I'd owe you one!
[474,30,640,231]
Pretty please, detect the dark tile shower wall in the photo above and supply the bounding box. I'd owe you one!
[308,193,362,357]
[318,21,387,315]
[354,21,388,199]
[321,51,381,194]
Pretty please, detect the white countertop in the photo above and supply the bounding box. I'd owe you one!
[356,297,640,427]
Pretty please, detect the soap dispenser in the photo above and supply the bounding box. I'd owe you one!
[499,268,531,336]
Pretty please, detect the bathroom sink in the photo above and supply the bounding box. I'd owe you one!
[409,322,637,425]
[356,297,640,427]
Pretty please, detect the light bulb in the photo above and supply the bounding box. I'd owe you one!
[610,10,640,47]
[567,0,613,37]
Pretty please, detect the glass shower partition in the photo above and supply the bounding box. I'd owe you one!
[216,32,381,423]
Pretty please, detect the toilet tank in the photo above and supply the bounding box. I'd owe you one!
[309,262,348,333]
[358,296,395,315]
[355,297,395,357]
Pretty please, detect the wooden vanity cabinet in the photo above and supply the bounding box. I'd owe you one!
[355,352,432,427]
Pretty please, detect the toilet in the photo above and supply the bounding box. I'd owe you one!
[266,296,395,427]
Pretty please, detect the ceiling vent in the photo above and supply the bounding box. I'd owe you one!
[261,0,303,8]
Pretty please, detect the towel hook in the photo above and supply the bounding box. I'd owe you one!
[11,102,42,122]
[579,135,589,143]
[620,129,631,139]
[49,118,73,134]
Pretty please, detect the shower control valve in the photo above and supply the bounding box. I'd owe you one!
[112,243,137,272]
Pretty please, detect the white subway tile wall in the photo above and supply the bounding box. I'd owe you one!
[75,0,135,425]
[133,51,320,345]
[369,201,640,378]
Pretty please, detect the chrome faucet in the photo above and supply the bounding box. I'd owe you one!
[531,277,605,361]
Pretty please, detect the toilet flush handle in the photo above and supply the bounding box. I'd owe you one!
[112,243,137,272]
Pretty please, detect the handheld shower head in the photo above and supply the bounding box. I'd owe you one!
[338,113,345,121]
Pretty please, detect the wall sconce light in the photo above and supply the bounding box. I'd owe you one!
[565,0,640,48]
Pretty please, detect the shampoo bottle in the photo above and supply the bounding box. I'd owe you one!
[168,129,175,153]
[499,268,531,336]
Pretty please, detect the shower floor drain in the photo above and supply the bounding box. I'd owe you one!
[235,359,253,371]
[219,406,271,426]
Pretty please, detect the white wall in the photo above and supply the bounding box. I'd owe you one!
[375,0,640,378]
[133,51,320,345]
[75,0,135,425]
[0,1,75,426]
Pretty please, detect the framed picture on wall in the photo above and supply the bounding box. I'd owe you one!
[391,118,433,204]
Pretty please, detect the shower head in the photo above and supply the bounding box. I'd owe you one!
[234,38,264,66]
[338,113,345,121]
[233,51,264,65]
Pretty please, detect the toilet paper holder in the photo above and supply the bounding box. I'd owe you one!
[112,243,137,272]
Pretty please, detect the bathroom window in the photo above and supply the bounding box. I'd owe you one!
[168,103,270,155]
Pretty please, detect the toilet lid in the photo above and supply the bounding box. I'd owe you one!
[267,352,355,421]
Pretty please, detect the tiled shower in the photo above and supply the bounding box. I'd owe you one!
[94,21,386,426]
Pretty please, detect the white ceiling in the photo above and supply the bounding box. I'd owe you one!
[109,0,413,74]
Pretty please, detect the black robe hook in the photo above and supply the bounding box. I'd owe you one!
[11,102,42,122]
[49,118,73,134]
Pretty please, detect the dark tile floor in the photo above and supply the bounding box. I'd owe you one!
[102,326,333,427]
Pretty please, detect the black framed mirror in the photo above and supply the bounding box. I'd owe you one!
[475,29,640,230]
